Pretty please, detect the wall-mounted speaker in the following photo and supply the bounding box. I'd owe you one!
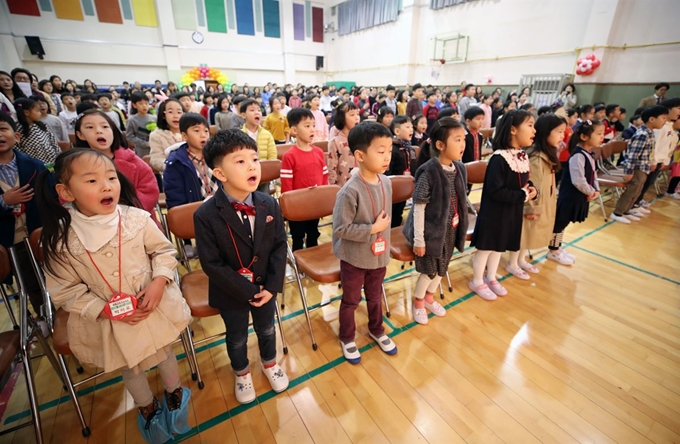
[25,36,45,60]
[316,56,324,71]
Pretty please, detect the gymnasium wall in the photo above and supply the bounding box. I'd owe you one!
[0,0,325,86]
[323,0,680,89]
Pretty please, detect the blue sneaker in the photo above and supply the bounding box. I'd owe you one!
[340,341,361,364]
[163,386,191,435]
[137,399,173,444]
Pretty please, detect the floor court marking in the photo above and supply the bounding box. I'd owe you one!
[571,245,680,285]
[7,216,670,433]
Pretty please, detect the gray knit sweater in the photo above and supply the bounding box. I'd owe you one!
[332,173,392,270]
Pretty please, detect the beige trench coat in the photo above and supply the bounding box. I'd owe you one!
[520,149,557,250]
[46,206,192,373]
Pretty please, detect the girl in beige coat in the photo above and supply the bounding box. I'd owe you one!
[149,99,184,172]
[36,149,192,443]
[507,114,566,279]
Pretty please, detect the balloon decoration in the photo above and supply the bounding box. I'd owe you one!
[575,54,601,76]
[179,64,230,88]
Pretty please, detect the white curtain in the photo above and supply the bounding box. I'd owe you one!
[338,0,401,36]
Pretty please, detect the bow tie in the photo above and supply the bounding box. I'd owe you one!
[232,202,256,216]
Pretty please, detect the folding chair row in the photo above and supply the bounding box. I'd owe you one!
[590,144,628,221]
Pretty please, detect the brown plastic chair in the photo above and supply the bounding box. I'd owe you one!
[279,185,390,349]
[166,202,289,386]
[210,125,217,135]
[314,140,329,152]
[276,143,294,160]
[68,133,76,146]
[479,128,494,141]
[388,176,416,267]
[142,155,170,236]
[260,159,282,196]
[0,245,18,330]
[57,141,71,152]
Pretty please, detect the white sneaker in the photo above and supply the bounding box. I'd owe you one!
[547,250,574,265]
[368,332,398,355]
[610,213,631,224]
[561,249,576,262]
[423,299,446,316]
[262,363,289,393]
[634,206,651,214]
[638,200,652,208]
[234,372,256,404]
[412,302,429,325]
[624,212,641,221]
[340,341,361,364]
[665,192,680,200]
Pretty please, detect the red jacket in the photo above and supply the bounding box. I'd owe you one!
[113,147,160,216]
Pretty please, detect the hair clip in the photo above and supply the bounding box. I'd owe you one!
[585,119,592,125]
[45,163,55,173]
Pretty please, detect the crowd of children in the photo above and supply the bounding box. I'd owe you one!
[1,69,679,443]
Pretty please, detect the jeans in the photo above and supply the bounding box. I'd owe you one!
[220,298,277,374]
[289,219,320,251]
[338,261,386,343]
[634,163,662,205]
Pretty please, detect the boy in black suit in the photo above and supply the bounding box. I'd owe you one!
[194,129,289,405]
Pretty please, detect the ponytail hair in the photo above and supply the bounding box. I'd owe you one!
[14,98,42,138]
[492,109,533,151]
[415,117,465,169]
[36,149,142,274]
[567,119,603,154]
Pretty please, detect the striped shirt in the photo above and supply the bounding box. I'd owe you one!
[625,125,654,175]
[16,122,60,164]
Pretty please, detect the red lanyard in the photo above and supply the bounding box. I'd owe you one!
[227,223,255,271]
[85,210,122,296]
[470,130,480,161]
[358,174,386,233]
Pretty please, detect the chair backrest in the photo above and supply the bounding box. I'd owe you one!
[606,140,627,155]
[28,229,44,264]
[142,155,162,175]
[210,125,217,135]
[276,143,294,160]
[465,160,488,184]
[68,133,76,146]
[0,245,10,283]
[315,140,329,152]
[57,141,71,152]
[480,128,494,141]
[389,175,414,204]
[166,202,202,240]
[279,185,340,221]
[260,159,281,183]
[589,145,604,162]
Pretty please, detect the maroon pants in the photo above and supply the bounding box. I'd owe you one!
[338,261,386,343]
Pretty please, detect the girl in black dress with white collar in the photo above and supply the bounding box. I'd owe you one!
[469,110,538,300]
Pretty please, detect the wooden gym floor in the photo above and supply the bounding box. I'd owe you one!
[1,191,679,444]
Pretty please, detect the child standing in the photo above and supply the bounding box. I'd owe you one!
[402,118,469,324]
[263,96,290,144]
[37,149,193,443]
[666,119,680,198]
[333,122,397,364]
[194,130,289,404]
[163,113,217,209]
[33,95,69,143]
[240,99,277,161]
[75,110,159,216]
[14,98,61,164]
[411,114,428,147]
[462,107,485,163]
[59,93,78,134]
[469,110,537,300]
[308,94,329,141]
[328,100,360,186]
[423,92,440,132]
[0,112,46,314]
[507,114,565,276]
[214,95,234,131]
[548,120,603,262]
[386,115,415,227]
[377,106,395,129]
[281,108,329,250]
[126,92,157,158]
[610,106,668,223]
[149,99,184,172]
[98,93,125,130]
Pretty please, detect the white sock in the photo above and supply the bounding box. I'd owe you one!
[414,274,432,300]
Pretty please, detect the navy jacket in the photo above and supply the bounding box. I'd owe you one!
[0,150,45,249]
[163,144,203,209]
[194,189,287,310]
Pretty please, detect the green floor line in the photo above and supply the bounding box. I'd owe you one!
[0,221,618,427]
[571,245,680,285]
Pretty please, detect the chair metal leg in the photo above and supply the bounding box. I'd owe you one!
[183,326,203,389]
[598,193,608,221]
[290,256,317,350]
[56,355,90,437]
[274,302,288,354]
[21,346,43,444]
[439,282,444,300]
[0,285,18,330]
[381,285,391,318]
[180,329,198,382]
[445,271,452,293]
[31,320,67,387]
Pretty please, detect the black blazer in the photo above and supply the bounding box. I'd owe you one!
[462,129,484,163]
[194,189,287,310]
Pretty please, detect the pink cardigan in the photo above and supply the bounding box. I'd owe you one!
[113,147,160,216]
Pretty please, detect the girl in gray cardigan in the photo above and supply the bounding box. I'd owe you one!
[403,118,469,325]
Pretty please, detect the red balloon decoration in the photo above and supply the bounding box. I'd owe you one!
[576,54,601,76]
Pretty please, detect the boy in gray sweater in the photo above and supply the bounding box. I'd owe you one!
[126,92,157,157]
[332,121,398,364]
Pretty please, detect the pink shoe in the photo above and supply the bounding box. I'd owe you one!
[468,281,497,301]
[484,277,508,296]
